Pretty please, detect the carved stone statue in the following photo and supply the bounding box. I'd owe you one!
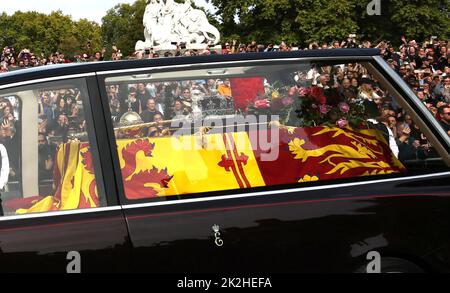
[136,0,221,51]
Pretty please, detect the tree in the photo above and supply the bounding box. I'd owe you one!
[295,0,359,45]
[387,0,450,41]
[101,0,147,58]
[2,0,449,59]
[209,0,450,46]
[209,0,358,46]
[354,0,450,44]
[0,11,102,57]
[210,0,302,45]
[60,35,81,58]
[73,19,103,55]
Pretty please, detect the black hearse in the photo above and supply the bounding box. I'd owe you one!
[0,49,449,273]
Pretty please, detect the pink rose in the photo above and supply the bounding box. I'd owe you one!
[339,102,350,113]
[336,118,348,128]
[282,97,294,106]
[298,87,311,97]
[254,99,270,109]
[289,87,297,96]
[319,104,330,114]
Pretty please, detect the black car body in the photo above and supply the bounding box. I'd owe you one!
[0,49,449,273]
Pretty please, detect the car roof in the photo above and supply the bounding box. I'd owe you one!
[0,49,380,87]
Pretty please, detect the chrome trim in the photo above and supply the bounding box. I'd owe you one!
[97,56,373,76]
[0,206,122,222]
[0,73,96,91]
[373,56,450,150]
[122,171,450,210]
[1,172,449,221]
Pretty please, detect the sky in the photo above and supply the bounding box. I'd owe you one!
[0,0,216,24]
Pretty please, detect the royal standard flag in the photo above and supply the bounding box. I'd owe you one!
[116,131,266,199]
[15,126,405,214]
[16,143,99,214]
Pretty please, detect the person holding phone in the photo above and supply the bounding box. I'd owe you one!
[396,122,428,161]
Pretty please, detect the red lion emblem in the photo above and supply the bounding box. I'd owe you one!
[121,139,173,199]
[80,144,95,175]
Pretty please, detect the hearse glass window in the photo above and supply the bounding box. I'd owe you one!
[0,79,106,216]
[104,62,449,202]
[396,67,450,140]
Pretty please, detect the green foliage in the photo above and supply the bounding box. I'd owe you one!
[210,0,301,44]
[101,0,147,58]
[1,0,449,59]
[0,10,102,57]
[354,0,450,43]
[295,0,359,44]
[388,0,450,40]
[210,0,450,46]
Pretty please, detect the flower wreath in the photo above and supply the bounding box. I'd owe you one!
[246,81,369,129]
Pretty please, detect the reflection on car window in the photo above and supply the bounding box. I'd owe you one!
[391,63,450,138]
[0,96,20,190]
[104,62,449,201]
[0,79,105,216]
[438,105,450,135]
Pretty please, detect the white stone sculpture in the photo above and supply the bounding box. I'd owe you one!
[136,0,221,51]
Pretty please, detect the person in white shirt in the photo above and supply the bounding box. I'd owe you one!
[0,143,9,216]
[0,144,9,190]
[367,118,399,158]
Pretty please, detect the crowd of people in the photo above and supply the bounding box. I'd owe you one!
[0,86,88,183]
[101,36,450,164]
[107,78,234,137]
[0,96,19,184]
[37,88,87,180]
[0,36,449,170]
[0,47,107,73]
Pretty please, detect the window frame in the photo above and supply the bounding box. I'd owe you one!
[96,56,450,206]
[0,75,118,218]
[371,56,450,161]
[0,93,23,196]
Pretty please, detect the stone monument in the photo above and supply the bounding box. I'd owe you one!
[135,0,221,52]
